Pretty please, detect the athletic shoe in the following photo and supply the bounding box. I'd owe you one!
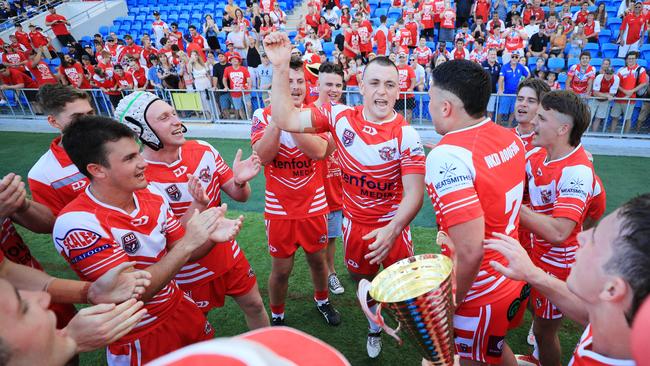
[328,273,345,295]
[516,354,540,366]
[316,300,341,326]
[367,330,382,358]
[527,322,536,346]
[271,316,285,326]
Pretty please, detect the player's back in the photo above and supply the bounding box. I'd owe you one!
[426,119,526,303]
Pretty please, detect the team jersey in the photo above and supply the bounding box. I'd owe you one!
[223,66,251,97]
[414,46,432,66]
[358,20,373,52]
[144,140,241,284]
[525,145,595,272]
[420,1,435,29]
[568,324,635,366]
[397,64,415,98]
[309,104,426,224]
[425,118,526,304]
[251,107,329,219]
[343,30,360,58]
[511,127,535,152]
[586,175,606,222]
[620,12,646,45]
[53,186,186,341]
[322,150,344,211]
[59,63,91,89]
[0,217,42,269]
[28,136,89,216]
[28,61,58,85]
[568,64,596,95]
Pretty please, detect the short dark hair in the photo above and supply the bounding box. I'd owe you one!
[363,56,398,78]
[605,193,650,325]
[540,90,590,147]
[579,50,591,59]
[517,78,551,101]
[319,61,344,80]
[38,84,90,116]
[62,116,136,178]
[626,51,639,59]
[188,24,196,30]
[430,60,491,118]
[380,15,387,22]
[289,56,304,71]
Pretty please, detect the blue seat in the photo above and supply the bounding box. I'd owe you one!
[568,57,579,68]
[610,58,625,69]
[110,25,120,34]
[599,29,612,44]
[548,57,565,71]
[591,57,602,68]
[608,19,622,33]
[601,43,618,59]
[583,42,599,56]
[528,56,539,68]
[323,42,335,57]
[638,59,648,68]
[99,25,110,37]
[558,72,567,83]
[640,44,650,61]
[374,8,387,18]
[388,7,401,18]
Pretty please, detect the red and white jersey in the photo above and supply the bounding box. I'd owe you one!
[469,48,487,63]
[452,47,470,60]
[145,140,241,284]
[310,105,426,224]
[504,28,525,52]
[53,186,186,341]
[251,107,329,219]
[28,137,89,216]
[425,119,526,305]
[568,324,635,366]
[440,9,456,29]
[420,1,435,28]
[152,20,169,42]
[568,64,596,95]
[525,145,595,272]
[322,150,343,211]
[511,127,535,152]
[414,46,432,66]
[0,218,42,269]
[585,175,606,222]
[620,12,646,45]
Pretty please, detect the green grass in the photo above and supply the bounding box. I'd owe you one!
[1,131,648,365]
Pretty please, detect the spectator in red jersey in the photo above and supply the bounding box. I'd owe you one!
[419,0,436,41]
[470,38,488,63]
[81,55,96,83]
[59,54,91,89]
[373,15,390,56]
[305,5,320,30]
[343,19,360,58]
[355,12,373,56]
[27,49,57,87]
[567,51,596,98]
[439,0,457,43]
[472,0,490,27]
[589,67,619,132]
[618,1,646,58]
[317,16,332,41]
[487,11,506,34]
[122,34,142,62]
[127,58,148,91]
[583,12,600,44]
[340,5,350,27]
[0,63,38,107]
[93,67,121,108]
[451,38,470,60]
[572,1,590,25]
[44,5,76,47]
[13,23,31,52]
[414,37,432,66]
[113,64,133,96]
[140,35,158,68]
[223,53,252,119]
[28,24,53,59]
[1,43,27,69]
[610,51,648,133]
[396,51,416,122]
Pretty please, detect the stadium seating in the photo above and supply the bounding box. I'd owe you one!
[601,44,618,59]
[548,58,565,71]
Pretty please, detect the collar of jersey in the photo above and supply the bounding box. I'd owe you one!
[361,108,398,125]
[543,143,583,165]
[86,186,142,217]
[51,136,75,167]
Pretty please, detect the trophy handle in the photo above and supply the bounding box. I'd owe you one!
[357,279,403,344]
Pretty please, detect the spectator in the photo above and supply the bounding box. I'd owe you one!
[492,0,508,21]
[549,25,567,59]
[594,2,608,28]
[344,56,361,105]
[140,36,158,68]
[502,23,527,64]
[45,5,76,47]
[226,22,249,60]
[305,5,319,30]
[343,19,360,58]
[487,11,506,34]
[505,3,519,27]
[546,71,561,90]
[567,51,597,99]
[470,38,487,63]
[225,0,240,18]
[455,0,472,27]
[212,51,233,118]
[203,15,221,51]
[439,0,456,43]
[471,15,487,40]
[527,23,550,59]
[431,41,451,65]
[568,24,587,59]
[451,38,469,60]
[420,0,436,41]
[146,55,163,90]
[247,35,262,68]
[545,13,559,34]
[573,1,590,24]
[318,16,332,41]
[188,50,212,112]
[1,44,27,70]
[409,54,426,92]
[93,67,121,108]
[157,53,180,89]
[455,22,475,47]
[59,54,91,89]
[472,0,489,28]
[498,49,530,125]
[0,63,38,108]
[323,5,340,27]
[395,51,416,122]
[260,0,275,14]
[483,49,501,119]
[113,64,134,93]
[340,6,351,27]
[584,12,601,43]
[256,52,272,105]
[610,51,648,133]
[250,4,263,33]
[357,12,373,57]
[222,53,252,120]
[27,48,57,87]
[28,24,53,59]
[270,2,286,29]
[122,34,142,62]
[414,37,432,66]
[618,1,646,58]
[127,58,147,91]
[151,10,169,49]
[13,23,30,52]
[590,67,620,132]
[531,57,549,77]
[524,15,540,39]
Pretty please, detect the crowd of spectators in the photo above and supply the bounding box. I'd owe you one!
[0,0,648,131]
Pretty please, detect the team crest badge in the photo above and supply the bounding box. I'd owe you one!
[121,232,140,254]
[198,166,211,183]
[342,129,356,147]
[378,146,397,161]
[541,190,553,204]
[165,184,182,201]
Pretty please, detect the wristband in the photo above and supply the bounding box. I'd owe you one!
[46,278,92,304]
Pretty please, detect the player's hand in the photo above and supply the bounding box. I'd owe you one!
[232,149,261,185]
[63,299,147,352]
[184,207,224,249]
[187,174,210,206]
[263,32,293,67]
[363,224,399,265]
[484,232,537,282]
[88,262,152,304]
[209,204,244,242]
[0,173,28,218]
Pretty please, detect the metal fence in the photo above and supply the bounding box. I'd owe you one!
[2,87,649,137]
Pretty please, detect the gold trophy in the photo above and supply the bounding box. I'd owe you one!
[357,248,455,365]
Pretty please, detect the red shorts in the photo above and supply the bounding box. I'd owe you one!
[50,301,77,329]
[264,215,328,258]
[185,254,258,312]
[531,263,571,320]
[341,216,414,276]
[106,295,214,366]
[453,282,527,364]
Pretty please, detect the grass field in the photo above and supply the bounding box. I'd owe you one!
[1,131,648,365]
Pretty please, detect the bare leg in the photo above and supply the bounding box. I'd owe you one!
[233,282,270,329]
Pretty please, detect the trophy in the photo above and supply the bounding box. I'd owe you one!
[357,234,456,365]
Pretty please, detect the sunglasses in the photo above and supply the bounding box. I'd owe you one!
[512,55,520,58]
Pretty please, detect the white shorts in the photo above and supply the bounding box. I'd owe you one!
[589,99,611,120]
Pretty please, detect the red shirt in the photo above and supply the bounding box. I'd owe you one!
[28,61,57,85]
[223,66,251,97]
[358,20,374,52]
[306,13,319,29]
[29,30,49,48]
[0,68,37,88]
[433,0,445,23]
[397,64,415,98]
[440,9,456,29]
[141,46,158,68]
[475,0,490,22]
[122,44,142,59]
[1,52,26,68]
[59,63,91,89]
[45,13,70,36]
[420,1,435,29]
[113,71,134,89]
[131,67,147,88]
[616,65,648,100]
[452,47,470,60]
[186,42,206,62]
[373,26,389,55]
[322,150,343,211]
[260,0,276,13]
[415,46,432,65]
[93,74,120,95]
[343,29,360,58]
[405,21,418,47]
[620,12,647,44]
[567,64,596,95]
[318,23,332,40]
[14,30,31,50]
[569,324,634,365]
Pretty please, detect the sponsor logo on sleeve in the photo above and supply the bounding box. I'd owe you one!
[121,232,141,254]
[486,336,505,357]
[70,244,110,264]
[560,178,588,199]
[434,162,473,193]
[165,184,182,201]
[55,229,101,252]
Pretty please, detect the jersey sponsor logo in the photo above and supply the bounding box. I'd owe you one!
[198,166,211,183]
[378,146,397,161]
[346,258,359,268]
[411,145,425,156]
[434,163,473,193]
[272,158,313,170]
[55,229,102,251]
[70,244,110,264]
[165,184,182,201]
[121,232,140,254]
[561,178,588,199]
[362,126,377,135]
[251,115,265,134]
[342,128,356,147]
[268,244,278,253]
[204,321,213,335]
[172,166,188,177]
[486,336,505,357]
[71,180,87,192]
[195,300,209,308]
[342,172,396,199]
[131,216,149,226]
